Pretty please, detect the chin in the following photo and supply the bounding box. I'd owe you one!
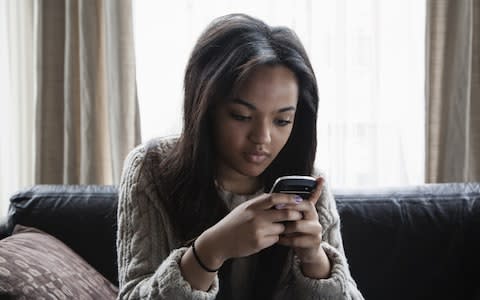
[239,164,269,178]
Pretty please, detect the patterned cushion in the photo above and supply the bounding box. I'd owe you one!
[0,225,118,299]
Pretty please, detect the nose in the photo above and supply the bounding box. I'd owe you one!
[249,119,271,145]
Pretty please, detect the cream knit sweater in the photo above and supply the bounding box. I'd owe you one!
[117,137,364,300]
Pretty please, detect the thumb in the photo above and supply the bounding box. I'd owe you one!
[308,177,324,205]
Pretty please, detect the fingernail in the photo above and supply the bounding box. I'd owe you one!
[275,203,286,209]
[294,196,303,203]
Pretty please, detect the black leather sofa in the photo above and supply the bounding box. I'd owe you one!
[1,183,480,299]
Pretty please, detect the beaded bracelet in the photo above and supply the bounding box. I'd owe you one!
[191,239,220,273]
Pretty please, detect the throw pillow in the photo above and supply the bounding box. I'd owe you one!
[0,225,118,299]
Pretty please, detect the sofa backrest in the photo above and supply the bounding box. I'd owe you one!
[1,183,480,300]
[1,185,118,285]
[335,183,480,300]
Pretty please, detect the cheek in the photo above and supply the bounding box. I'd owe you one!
[214,119,244,150]
[271,126,294,162]
[272,126,294,150]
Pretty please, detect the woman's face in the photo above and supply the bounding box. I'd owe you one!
[213,64,299,186]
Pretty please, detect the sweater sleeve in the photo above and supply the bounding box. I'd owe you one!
[289,178,364,300]
[116,145,219,300]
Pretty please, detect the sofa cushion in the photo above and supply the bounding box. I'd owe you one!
[3,184,118,285]
[0,225,118,299]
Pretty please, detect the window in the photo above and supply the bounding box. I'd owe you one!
[133,0,426,188]
[0,1,35,216]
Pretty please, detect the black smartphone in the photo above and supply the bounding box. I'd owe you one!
[269,175,317,200]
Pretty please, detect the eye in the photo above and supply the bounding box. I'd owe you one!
[230,112,251,122]
[274,119,293,127]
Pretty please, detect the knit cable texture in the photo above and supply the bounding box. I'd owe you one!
[116,137,364,300]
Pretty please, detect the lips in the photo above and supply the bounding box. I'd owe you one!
[244,150,270,164]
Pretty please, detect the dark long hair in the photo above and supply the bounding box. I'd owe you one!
[158,13,319,299]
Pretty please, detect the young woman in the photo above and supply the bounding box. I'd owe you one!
[117,13,363,299]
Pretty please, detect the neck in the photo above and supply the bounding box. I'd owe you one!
[215,174,262,195]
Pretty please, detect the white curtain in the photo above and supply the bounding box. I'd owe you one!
[134,0,426,189]
[0,1,35,217]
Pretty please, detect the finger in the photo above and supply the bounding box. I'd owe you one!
[277,233,322,248]
[282,220,322,235]
[308,177,324,205]
[280,200,318,220]
[262,208,303,223]
[262,235,281,248]
[250,193,302,210]
[262,222,286,236]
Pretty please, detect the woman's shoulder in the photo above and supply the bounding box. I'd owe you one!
[312,166,327,179]
[143,135,179,158]
[131,135,178,163]
[121,136,179,186]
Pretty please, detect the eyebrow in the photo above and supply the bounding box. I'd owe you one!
[232,98,296,113]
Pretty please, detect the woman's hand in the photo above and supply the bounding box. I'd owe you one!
[276,177,332,279]
[196,193,304,269]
